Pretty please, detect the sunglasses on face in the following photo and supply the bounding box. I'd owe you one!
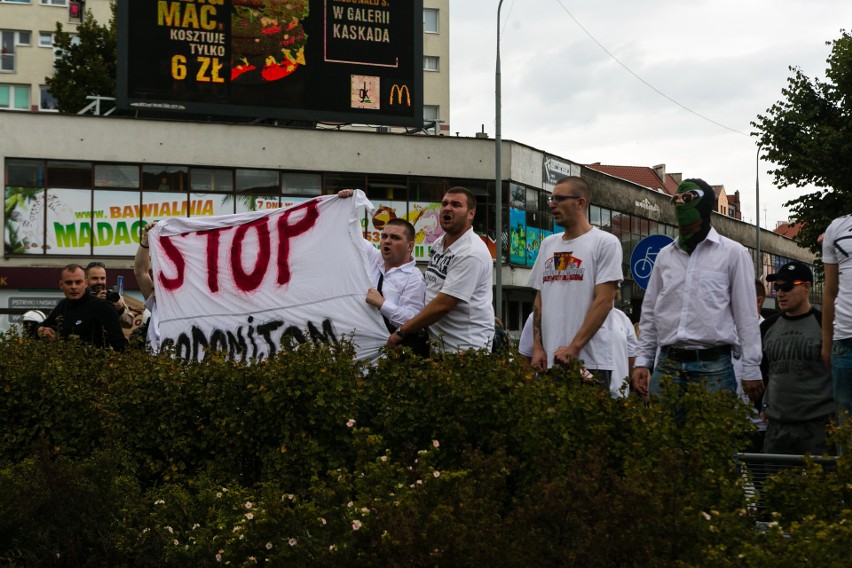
[772,280,806,293]
[670,190,703,205]
[547,194,582,204]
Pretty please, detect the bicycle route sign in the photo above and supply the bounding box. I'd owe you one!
[630,234,674,290]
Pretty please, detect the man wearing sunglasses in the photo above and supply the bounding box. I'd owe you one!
[761,261,833,454]
[528,176,623,390]
[632,178,763,402]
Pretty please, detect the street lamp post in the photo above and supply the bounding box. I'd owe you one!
[755,144,762,279]
[495,0,505,322]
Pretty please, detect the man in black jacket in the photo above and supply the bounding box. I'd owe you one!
[37,264,127,351]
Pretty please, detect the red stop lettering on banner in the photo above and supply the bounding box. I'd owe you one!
[157,200,321,293]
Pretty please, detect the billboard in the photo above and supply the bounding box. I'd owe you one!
[116,0,423,126]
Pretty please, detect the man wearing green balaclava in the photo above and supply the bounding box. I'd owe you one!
[673,178,715,253]
[630,178,765,408]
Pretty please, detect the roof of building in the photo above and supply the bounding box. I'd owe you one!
[585,163,680,195]
[774,221,803,239]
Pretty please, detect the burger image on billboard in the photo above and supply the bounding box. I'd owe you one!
[231,0,309,83]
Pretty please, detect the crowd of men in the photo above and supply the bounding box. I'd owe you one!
[24,181,851,455]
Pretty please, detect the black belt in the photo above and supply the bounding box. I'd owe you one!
[661,345,731,362]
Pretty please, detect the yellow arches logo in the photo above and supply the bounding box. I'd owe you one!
[389,84,411,106]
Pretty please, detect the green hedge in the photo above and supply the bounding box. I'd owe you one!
[1,332,850,567]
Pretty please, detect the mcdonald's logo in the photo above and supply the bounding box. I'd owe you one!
[389,84,411,107]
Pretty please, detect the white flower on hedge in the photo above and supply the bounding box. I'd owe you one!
[154,499,165,505]
[173,539,179,546]
[165,526,174,534]
[433,470,441,478]
[216,492,222,498]
[352,519,362,530]
[432,440,440,448]
[288,538,297,547]
[245,512,254,520]
[266,542,273,550]
[346,418,356,428]
[215,552,222,562]
[700,511,711,521]
[245,501,253,509]
[286,493,295,501]
[319,517,327,525]
[380,456,388,462]
[191,523,199,530]
[329,544,337,552]
[347,501,353,508]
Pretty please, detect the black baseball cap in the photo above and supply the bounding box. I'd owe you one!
[766,261,813,283]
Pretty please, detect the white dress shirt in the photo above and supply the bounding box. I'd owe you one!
[360,240,425,329]
[635,228,762,381]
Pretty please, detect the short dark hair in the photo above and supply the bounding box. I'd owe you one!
[445,186,477,210]
[85,261,106,276]
[61,263,85,278]
[385,218,416,242]
[555,176,591,205]
[755,278,766,300]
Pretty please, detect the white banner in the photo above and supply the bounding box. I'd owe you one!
[148,191,388,361]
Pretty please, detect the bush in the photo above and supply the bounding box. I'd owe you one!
[1,331,850,566]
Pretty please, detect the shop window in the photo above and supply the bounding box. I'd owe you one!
[282,172,321,196]
[236,168,279,194]
[94,164,140,189]
[142,165,188,192]
[6,158,43,187]
[46,160,92,188]
[190,168,233,192]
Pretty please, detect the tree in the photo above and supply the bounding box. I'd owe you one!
[45,4,116,114]
[752,29,852,256]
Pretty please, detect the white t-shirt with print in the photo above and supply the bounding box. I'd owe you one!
[425,227,495,352]
[823,214,852,340]
[528,227,623,370]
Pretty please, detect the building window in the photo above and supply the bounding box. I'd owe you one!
[423,55,439,72]
[142,165,188,192]
[94,164,140,189]
[423,8,439,33]
[282,172,321,196]
[40,0,68,5]
[0,83,30,110]
[1,0,32,4]
[39,32,53,47]
[190,168,233,192]
[1,30,31,71]
[424,56,439,71]
[39,85,58,110]
[236,168,279,194]
[423,105,439,123]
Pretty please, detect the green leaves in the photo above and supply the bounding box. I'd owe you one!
[752,29,852,255]
[1,333,851,565]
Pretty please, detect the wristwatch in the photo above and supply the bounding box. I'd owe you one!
[394,327,407,338]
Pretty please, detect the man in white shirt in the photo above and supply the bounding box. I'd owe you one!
[822,213,852,423]
[631,178,764,401]
[388,187,494,353]
[338,190,427,354]
[529,176,623,390]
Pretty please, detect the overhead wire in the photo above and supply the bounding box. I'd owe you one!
[551,0,749,137]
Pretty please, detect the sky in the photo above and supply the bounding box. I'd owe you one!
[448,0,850,230]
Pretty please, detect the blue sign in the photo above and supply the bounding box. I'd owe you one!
[630,234,674,290]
